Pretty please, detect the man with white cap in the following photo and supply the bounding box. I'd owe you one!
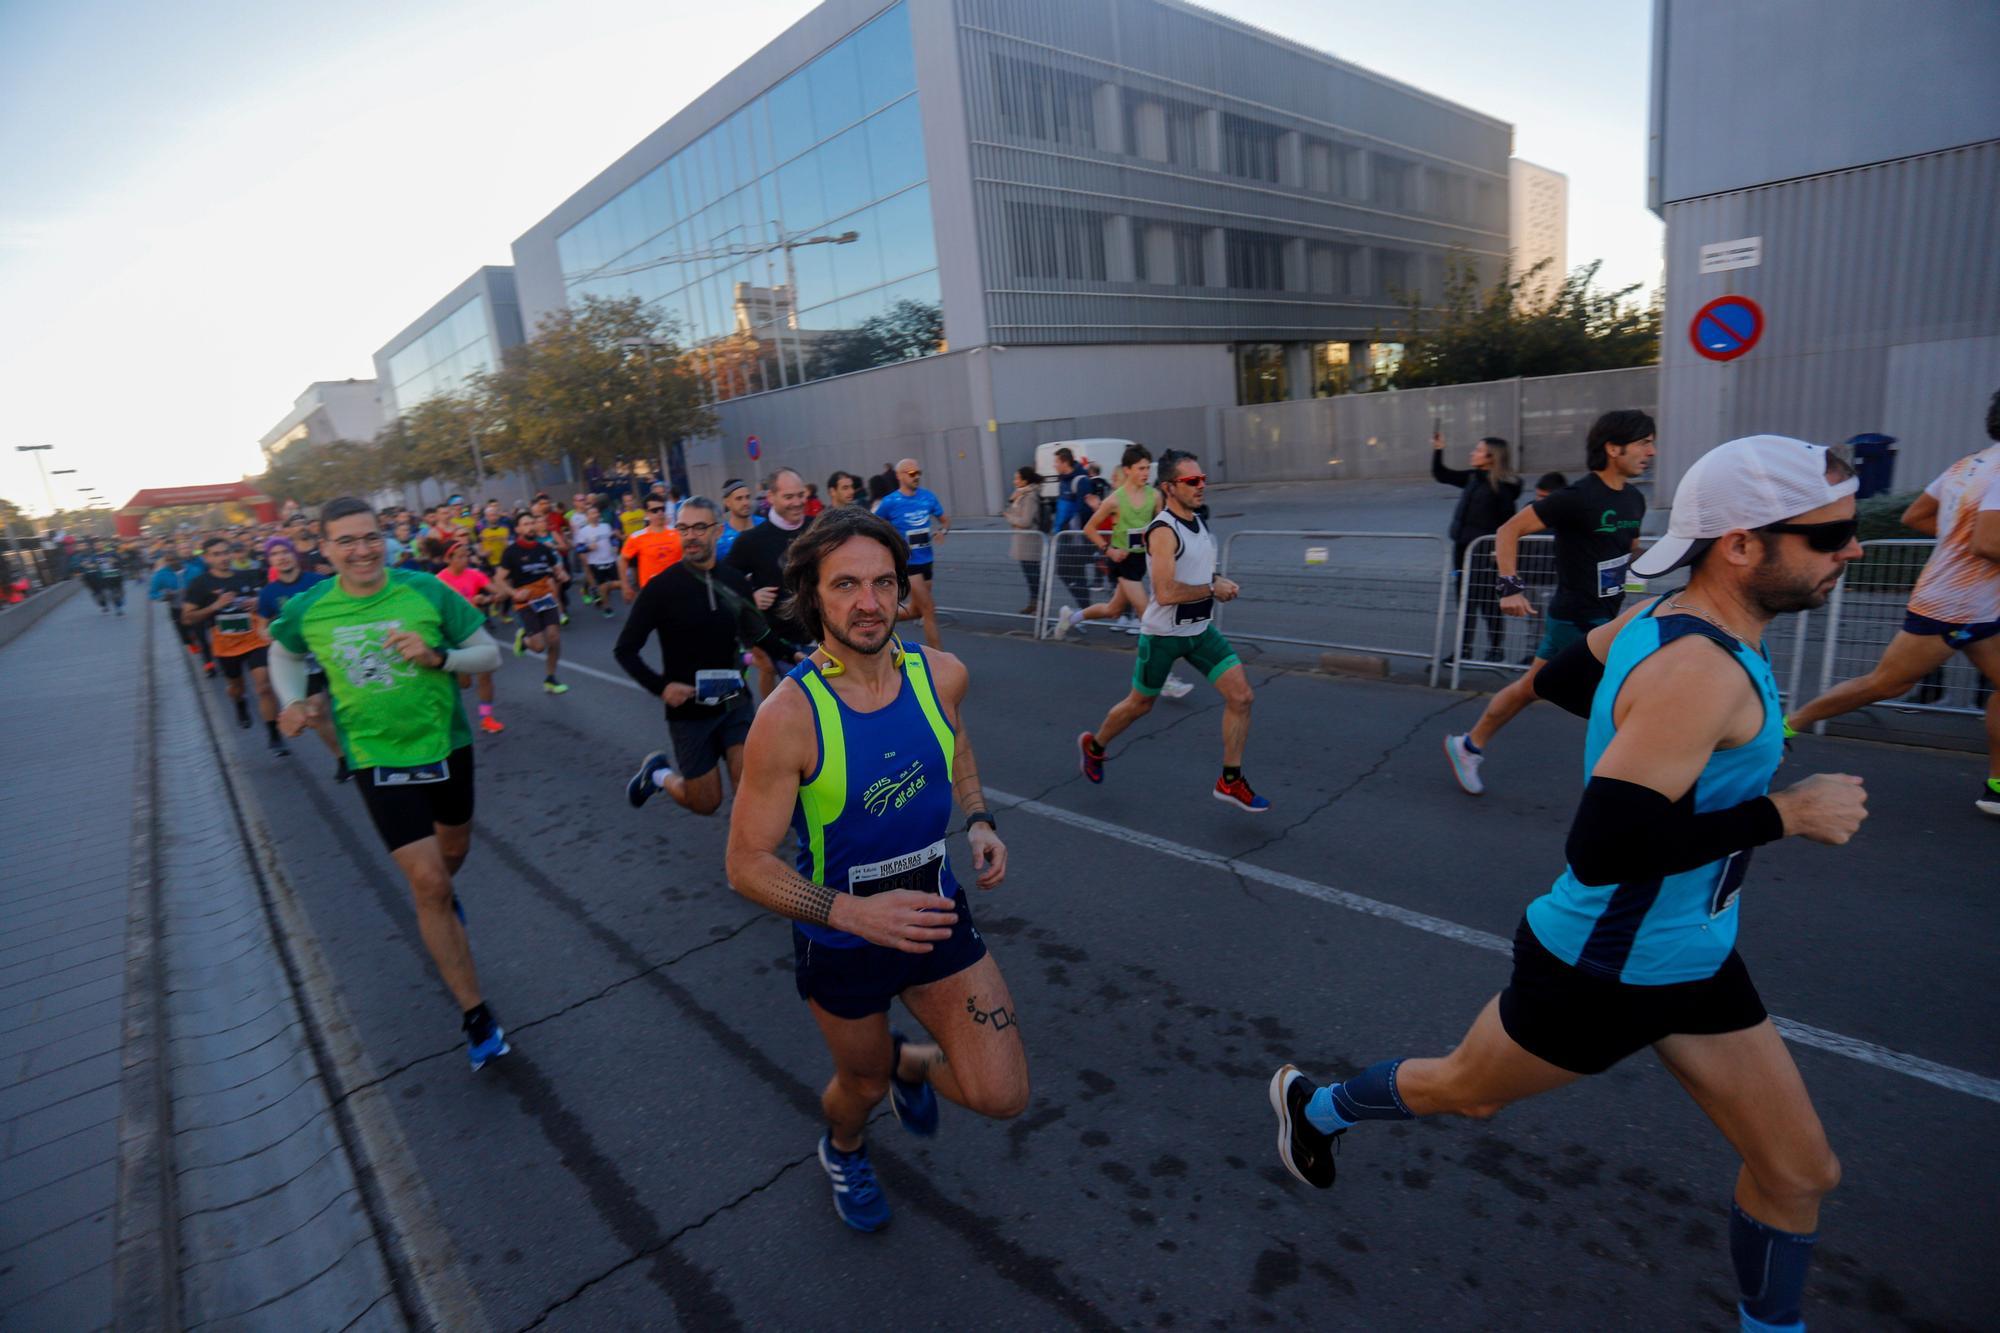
[1270,436,1868,1333]
[1785,389,2000,816]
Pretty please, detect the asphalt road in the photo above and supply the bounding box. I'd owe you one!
[201,599,1997,1331]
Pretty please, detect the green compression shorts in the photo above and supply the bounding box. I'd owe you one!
[1133,624,1240,696]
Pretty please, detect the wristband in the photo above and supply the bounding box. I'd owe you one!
[964,812,997,835]
[1494,574,1527,598]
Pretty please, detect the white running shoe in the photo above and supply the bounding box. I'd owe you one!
[1160,675,1194,699]
[1444,733,1485,795]
[1052,606,1079,641]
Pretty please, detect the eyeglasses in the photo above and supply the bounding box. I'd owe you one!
[1761,518,1858,553]
[674,521,719,535]
[646,506,667,514]
[1169,473,1209,487]
[329,533,386,551]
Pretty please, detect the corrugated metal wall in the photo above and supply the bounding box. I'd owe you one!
[1658,140,2000,500]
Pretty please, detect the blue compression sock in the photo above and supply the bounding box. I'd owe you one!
[1304,1059,1415,1135]
[1461,738,1481,754]
[1730,1202,1816,1332]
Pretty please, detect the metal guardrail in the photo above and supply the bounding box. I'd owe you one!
[1037,529,1108,641]
[928,527,1051,633]
[1216,530,1453,685]
[1815,538,1985,720]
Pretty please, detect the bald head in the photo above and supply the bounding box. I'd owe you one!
[895,458,923,494]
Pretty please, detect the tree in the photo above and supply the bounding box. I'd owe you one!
[1377,258,1660,390]
[257,438,383,508]
[807,299,945,380]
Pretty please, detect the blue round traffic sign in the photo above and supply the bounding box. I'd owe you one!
[746,434,761,460]
[1690,295,1763,362]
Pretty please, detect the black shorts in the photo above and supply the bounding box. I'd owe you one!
[1105,550,1146,583]
[667,697,754,779]
[793,891,987,1019]
[908,565,933,582]
[216,647,269,679]
[1498,918,1766,1075]
[354,745,475,852]
[519,602,562,636]
[306,668,328,698]
[589,562,618,584]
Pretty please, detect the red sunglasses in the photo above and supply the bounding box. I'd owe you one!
[1170,473,1209,487]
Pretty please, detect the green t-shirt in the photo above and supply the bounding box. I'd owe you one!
[268,569,486,769]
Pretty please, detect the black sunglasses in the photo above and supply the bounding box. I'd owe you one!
[1761,518,1857,553]
[646,505,667,513]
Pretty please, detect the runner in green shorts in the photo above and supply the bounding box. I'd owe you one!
[1077,450,1269,812]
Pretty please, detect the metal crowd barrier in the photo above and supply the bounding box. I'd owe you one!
[1215,531,1454,685]
[1816,538,1984,720]
[928,527,1051,633]
[1035,529,1118,640]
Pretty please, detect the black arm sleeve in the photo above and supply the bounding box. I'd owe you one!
[1565,776,1786,887]
[733,597,795,662]
[612,582,668,697]
[1431,451,1472,488]
[1533,635,1607,718]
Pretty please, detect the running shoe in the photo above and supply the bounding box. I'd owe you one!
[817,1134,891,1232]
[544,679,569,695]
[1078,731,1105,784]
[1976,779,2000,818]
[601,604,615,619]
[1052,605,1079,640]
[560,613,570,626]
[463,1008,510,1071]
[1160,675,1194,700]
[334,758,351,784]
[581,589,596,605]
[234,699,251,729]
[512,627,526,656]
[627,750,672,808]
[268,737,290,758]
[1268,1064,1339,1189]
[203,661,217,678]
[479,714,505,734]
[1120,614,1141,636]
[888,1028,939,1137]
[1214,775,1270,812]
[1443,733,1485,795]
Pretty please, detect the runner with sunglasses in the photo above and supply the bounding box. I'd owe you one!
[873,458,948,649]
[1077,450,1267,810]
[618,496,683,600]
[1273,438,1867,1333]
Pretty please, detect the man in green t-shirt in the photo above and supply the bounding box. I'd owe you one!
[269,496,513,1070]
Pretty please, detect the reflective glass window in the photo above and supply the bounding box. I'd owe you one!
[829,207,885,296]
[712,123,740,196]
[776,152,826,232]
[808,37,864,134]
[852,3,915,113]
[864,96,924,200]
[767,70,815,164]
[788,236,839,312]
[817,124,873,223]
[872,184,936,277]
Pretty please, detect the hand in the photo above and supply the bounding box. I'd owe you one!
[662,682,695,707]
[1771,773,1868,845]
[620,583,636,602]
[829,889,959,954]
[1432,431,1444,450]
[382,629,439,666]
[751,586,778,610]
[1500,592,1534,618]
[277,697,325,738]
[968,824,1007,889]
[1212,577,1240,603]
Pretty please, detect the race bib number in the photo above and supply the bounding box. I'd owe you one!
[694,668,742,704]
[215,611,253,637]
[1709,848,1753,918]
[1173,596,1215,626]
[847,839,947,898]
[904,527,932,549]
[373,758,450,787]
[528,594,559,613]
[1596,554,1630,598]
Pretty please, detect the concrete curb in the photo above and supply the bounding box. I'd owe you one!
[112,596,180,1331]
[178,650,490,1332]
[0,578,82,649]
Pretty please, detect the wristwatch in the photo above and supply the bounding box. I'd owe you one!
[964,812,997,834]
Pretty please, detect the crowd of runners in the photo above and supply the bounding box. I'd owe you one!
[97,395,2000,1332]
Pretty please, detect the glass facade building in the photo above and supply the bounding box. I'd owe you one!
[371,267,525,422]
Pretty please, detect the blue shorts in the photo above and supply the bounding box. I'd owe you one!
[792,891,987,1019]
[1536,616,1611,663]
[1903,612,2000,647]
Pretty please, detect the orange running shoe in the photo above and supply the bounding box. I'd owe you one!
[479,715,505,734]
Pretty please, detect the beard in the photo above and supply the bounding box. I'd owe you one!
[824,610,892,657]
[1747,559,1839,615]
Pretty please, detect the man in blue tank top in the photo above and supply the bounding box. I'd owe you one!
[872,457,949,650]
[1270,437,1869,1333]
[726,506,1027,1233]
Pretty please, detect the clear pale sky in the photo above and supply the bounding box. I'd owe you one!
[0,0,1661,516]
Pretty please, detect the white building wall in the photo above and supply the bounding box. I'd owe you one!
[1508,159,1567,306]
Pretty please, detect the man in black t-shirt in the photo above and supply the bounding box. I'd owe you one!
[491,513,572,695]
[725,468,815,697]
[1445,410,1655,795]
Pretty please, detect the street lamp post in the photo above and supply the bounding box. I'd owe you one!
[15,445,57,523]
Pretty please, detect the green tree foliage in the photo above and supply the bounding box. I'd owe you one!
[1379,259,1660,390]
[258,438,384,507]
[807,300,945,380]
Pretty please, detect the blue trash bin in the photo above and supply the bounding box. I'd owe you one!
[1847,434,1897,499]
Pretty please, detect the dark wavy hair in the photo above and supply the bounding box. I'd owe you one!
[1586,410,1656,472]
[317,496,376,536]
[780,507,909,642]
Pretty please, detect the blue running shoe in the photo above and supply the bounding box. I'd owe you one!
[888,1028,939,1137]
[626,750,671,809]
[817,1133,890,1232]
[463,1006,510,1071]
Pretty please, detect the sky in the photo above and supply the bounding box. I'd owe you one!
[0,0,1661,517]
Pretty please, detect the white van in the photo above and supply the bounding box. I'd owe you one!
[1033,438,1134,500]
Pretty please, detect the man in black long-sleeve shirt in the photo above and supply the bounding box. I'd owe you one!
[617,496,800,818]
[724,467,815,696]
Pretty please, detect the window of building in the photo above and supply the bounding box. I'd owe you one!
[1235,343,1288,405]
[993,55,1097,149]
[1310,342,1350,397]
[1372,155,1416,212]
[1134,220,1206,285]
[1125,94,1200,167]
[1306,242,1355,295]
[1377,250,1413,299]
[1225,229,1287,291]
[1221,113,1281,183]
[1007,202,1109,281]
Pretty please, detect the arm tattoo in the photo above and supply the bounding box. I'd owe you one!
[951,731,987,816]
[746,864,838,927]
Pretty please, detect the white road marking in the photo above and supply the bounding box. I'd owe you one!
[986,788,2000,1106]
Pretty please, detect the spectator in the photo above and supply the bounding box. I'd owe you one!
[1005,466,1045,616]
[1052,447,1095,609]
[1432,431,1522,665]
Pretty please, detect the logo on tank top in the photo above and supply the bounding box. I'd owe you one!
[862,759,928,816]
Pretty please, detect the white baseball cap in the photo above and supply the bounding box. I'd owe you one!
[1632,435,1858,578]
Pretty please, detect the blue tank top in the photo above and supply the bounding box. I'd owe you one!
[789,644,962,947]
[873,489,944,566]
[1525,605,1786,985]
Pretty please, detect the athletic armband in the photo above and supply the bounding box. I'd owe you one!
[1533,636,1606,718]
[1565,776,1785,887]
[1494,574,1527,599]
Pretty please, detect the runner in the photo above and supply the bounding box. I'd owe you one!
[1445,410,1655,795]
[270,497,511,1070]
[493,513,572,695]
[724,506,1028,1232]
[176,543,217,674]
[476,502,512,570]
[80,540,126,615]
[825,470,864,509]
[1785,395,2000,815]
[182,535,287,755]
[1052,446,1195,699]
[434,540,507,734]
[616,497,800,819]
[256,538,345,778]
[1270,436,1865,1333]
[872,458,948,649]
[617,492,647,540]
[572,503,623,618]
[713,478,756,561]
[1076,450,1266,810]
[725,468,816,698]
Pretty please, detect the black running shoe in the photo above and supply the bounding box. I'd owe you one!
[234,700,251,729]
[334,758,352,784]
[269,738,290,758]
[1268,1064,1338,1189]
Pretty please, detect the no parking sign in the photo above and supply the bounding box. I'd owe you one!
[746,434,761,461]
[1689,295,1763,362]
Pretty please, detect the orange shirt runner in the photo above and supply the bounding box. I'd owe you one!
[621,529,683,587]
